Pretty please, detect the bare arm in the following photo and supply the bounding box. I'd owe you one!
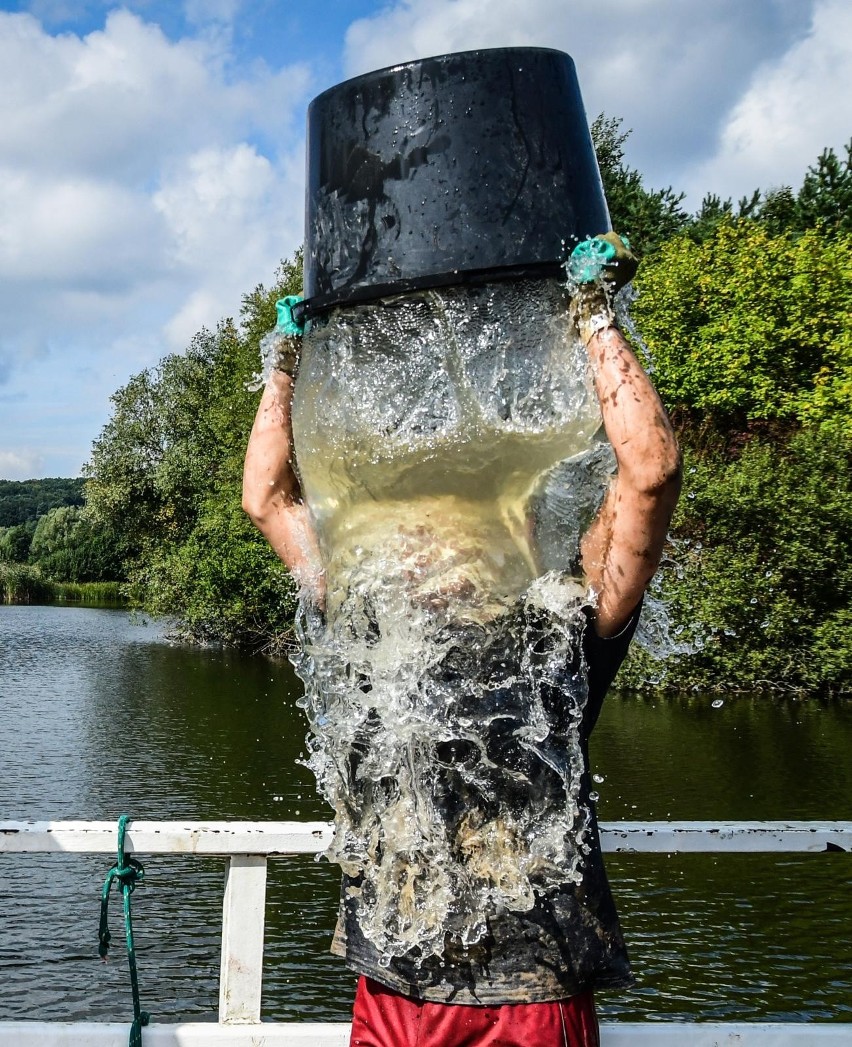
[580,325,682,637]
[242,370,325,600]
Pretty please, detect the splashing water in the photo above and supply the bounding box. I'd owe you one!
[288,279,616,962]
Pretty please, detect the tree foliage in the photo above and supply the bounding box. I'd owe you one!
[632,221,852,436]
[84,255,304,651]
[0,523,34,563]
[627,430,852,694]
[622,201,851,694]
[0,478,120,583]
[81,136,851,691]
[27,505,122,582]
[0,478,85,526]
[591,115,689,255]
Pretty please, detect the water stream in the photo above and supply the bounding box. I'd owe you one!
[289,279,618,961]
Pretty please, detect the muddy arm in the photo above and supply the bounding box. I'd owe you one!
[242,370,325,600]
[580,326,682,637]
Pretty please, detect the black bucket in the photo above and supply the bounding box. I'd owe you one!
[302,47,609,318]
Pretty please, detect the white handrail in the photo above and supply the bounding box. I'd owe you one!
[1,1021,851,1045]
[1,819,849,854]
[0,819,849,1047]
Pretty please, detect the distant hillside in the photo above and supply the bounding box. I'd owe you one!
[0,478,85,527]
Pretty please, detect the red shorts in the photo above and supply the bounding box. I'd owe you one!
[350,976,600,1047]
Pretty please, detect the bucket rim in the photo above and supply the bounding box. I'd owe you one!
[307,45,574,109]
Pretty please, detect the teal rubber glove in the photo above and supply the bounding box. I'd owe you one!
[567,233,637,292]
[268,296,305,376]
[567,232,637,344]
[275,296,305,337]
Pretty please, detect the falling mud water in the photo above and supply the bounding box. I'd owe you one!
[284,278,640,963]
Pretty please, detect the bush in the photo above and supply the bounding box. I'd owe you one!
[633,222,852,433]
[621,429,852,695]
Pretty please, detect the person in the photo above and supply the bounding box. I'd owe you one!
[243,236,682,1047]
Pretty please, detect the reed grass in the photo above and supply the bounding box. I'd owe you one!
[0,563,127,607]
[0,563,54,604]
[54,581,127,606]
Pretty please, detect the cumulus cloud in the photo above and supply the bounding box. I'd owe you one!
[681,0,852,204]
[0,7,312,477]
[342,0,820,197]
[0,449,45,481]
[0,10,310,351]
[0,169,165,287]
[153,142,295,346]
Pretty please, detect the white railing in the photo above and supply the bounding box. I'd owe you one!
[0,820,850,1046]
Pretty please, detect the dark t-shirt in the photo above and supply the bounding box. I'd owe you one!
[331,603,641,1005]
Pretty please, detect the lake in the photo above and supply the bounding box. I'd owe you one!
[0,605,849,1024]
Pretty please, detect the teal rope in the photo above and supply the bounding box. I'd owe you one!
[98,815,150,1047]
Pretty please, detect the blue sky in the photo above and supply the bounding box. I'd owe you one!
[1,0,850,479]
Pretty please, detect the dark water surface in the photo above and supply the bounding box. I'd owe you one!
[0,606,849,1023]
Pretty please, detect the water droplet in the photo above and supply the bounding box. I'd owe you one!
[589,791,600,802]
[592,773,605,783]
[711,699,724,709]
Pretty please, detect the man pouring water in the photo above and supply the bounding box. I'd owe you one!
[244,46,681,1047]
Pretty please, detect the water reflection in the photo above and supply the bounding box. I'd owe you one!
[591,693,852,821]
[0,606,849,1022]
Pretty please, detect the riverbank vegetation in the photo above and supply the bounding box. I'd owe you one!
[0,563,124,606]
[84,260,304,652]
[0,479,127,605]
[79,125,851,691]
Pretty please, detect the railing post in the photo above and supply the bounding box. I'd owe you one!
[219,854,268,1023]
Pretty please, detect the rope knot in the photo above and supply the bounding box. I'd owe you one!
[113,856,145,891]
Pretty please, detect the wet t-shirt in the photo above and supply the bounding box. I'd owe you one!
[330,604,641,1005]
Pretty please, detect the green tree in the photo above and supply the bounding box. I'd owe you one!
[632,220,852,435]
[797,141,852,235]
[0,478,85,526]
[28,504,122,582]
[627,430,852,695]
[85,254,304,651]
[624,215,852,694]
[0,523,34,563]
[591,115,689,255]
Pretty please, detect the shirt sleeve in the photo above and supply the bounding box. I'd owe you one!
[582,599,643,731]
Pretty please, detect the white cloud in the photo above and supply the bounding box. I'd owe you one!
[0,8,311,374]
[0,168,164,286]
[0,7,312,476]
[0,449,45,481]
[153,142,303,347]
[342,0,823,198]
[682,0,852,203]
[0,10,311,180]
